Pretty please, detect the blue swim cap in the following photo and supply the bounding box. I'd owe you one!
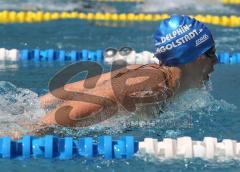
[154,15,215,66]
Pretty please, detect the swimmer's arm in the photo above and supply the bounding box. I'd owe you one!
[39,76,110,108]
[40,65,169,127]
[40,65,140,108]
[41,82,118,127]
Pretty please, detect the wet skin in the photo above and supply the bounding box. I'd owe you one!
[40,52,218,127]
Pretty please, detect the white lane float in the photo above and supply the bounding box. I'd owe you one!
[138,137,240,160]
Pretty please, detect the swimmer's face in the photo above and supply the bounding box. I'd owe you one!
[198,47,218,82]
[184,47,218,87]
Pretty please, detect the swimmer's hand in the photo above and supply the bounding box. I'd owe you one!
[0,123,50,140]
[0,131,23,140]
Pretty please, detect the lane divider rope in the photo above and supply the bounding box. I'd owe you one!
[222,0,240,4]
[89,0,240,5]
[0,11,240,27]
[0,135,240,160]
[0,48,239,64]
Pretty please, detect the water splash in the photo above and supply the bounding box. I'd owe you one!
[145,83,237,132]
[52,82,236,137]
[0,81,44,136]
[164,87,236,117]
[0,80,235,137]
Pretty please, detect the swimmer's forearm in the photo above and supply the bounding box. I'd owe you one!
[39,75,110,107]
[41,101,103,126]
[41,83,117,126]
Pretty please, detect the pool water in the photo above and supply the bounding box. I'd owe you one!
[0,0,240,171]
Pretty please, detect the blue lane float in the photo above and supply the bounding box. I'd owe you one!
[20,49,104,63]
[0,135,136,160]
[218,52,240,64]
[1,48,240,64]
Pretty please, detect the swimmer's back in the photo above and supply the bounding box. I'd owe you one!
[106,64,175,106]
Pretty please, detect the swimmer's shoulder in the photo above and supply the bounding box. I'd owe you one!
[109,64,169,84]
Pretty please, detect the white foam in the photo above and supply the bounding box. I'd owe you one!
[0,81,45,136]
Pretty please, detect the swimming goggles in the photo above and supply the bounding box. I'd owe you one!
[205,46,218,63]
[205,46,216,58]
[104,47,134,58]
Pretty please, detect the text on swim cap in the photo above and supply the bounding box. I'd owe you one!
[156,29,198,53]
[156,29,199,54]
[156,24,192,45]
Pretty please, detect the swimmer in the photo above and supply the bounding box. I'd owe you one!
[3,15,218,138]
[38,15,218,129]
